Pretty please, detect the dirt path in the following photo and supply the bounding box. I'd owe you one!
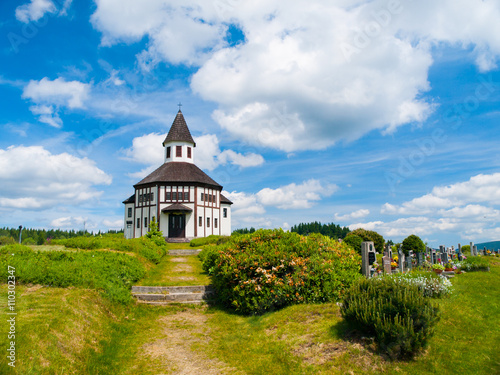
[136,309,240,375]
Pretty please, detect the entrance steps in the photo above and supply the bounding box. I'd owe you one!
[165,237,191,243]
[168,249,202,256]
[132,285,214,305]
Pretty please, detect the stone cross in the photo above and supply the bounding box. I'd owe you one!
[361,241,376,278]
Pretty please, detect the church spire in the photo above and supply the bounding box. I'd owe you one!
[162,110,196,147]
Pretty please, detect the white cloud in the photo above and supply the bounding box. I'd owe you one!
[22,77,91,128]
[15,0,56,23]
[51,216,86,228]
[102,219,123,229]
[223,191,265,217]
[15,0,73,23]
[0,145,112,210]
[335,209,370,221]
[91,0,500,152]
[124,132,264,174]
[358,173,500,242]
[256,179,338,210]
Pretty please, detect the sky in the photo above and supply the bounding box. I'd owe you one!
[1,0,500,247]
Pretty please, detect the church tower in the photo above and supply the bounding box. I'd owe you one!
[162,110,196,164]
[123,109,232,241]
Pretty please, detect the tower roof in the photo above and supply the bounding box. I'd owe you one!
[162,110,196,147]
[134,162,222,188]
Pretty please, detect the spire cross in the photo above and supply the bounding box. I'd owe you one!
[177,102,182,111]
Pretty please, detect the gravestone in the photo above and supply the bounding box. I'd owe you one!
[382,255,392,274]
[470,242,474,256]
[442,252,449,264]
[473,245,478,256]
[361,241,376,278]
[398,247,405,273]
[431,250,437,264]
[407,250,413,270]
[416,252,423,267]
[484,246,487,256]
[457,243,462,260]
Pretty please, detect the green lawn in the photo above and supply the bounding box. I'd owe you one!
[1,256,498,374]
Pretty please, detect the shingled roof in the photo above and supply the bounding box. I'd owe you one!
[220,194,233,205]
[122,194,135,204]
[134,162,222,188]
[162,110,196,146]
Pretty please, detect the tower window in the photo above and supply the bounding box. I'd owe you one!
[208,194,212,203]
[128,207,132,218]
[166,146,171,158]
[187,147,192,158]
[176,146,182,157]
[223,208,227,218]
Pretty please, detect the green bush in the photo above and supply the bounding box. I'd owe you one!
[200,229,361,315]
[458,256,489,272]
[0,236,16,246]
[57,234,167,264]
[343,234,364,254]
[401,234,425,255]
[349,228,385,254]
[190,235,231,247]
[341,277,440,359]
[0,244,145,304]
[21,237,36,245]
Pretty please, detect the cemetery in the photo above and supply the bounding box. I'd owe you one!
[0,228,499,373]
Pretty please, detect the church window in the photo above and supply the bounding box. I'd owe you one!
[176,146,182,157]
[137,218,140,228]
[172,192,177,201]
[187,147,192,158]
[144,217,148,227]
[184,192,189,201]
[213,194,216,203]
[214,218,218,228]
[201,193,204,201]
[209,194,212,203]
[128,208,132,217]
[166,192,171,201]
[207,217,210,227]
[151,192,154,201]
[166,146,171,158]
[139,194,143,203]
[223,208,227,218]
[199,216,202,226]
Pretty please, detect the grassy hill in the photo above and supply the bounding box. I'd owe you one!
[475,240,500,250]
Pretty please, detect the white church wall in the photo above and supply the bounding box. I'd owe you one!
[221,204,231,236]
[164,141,195,164]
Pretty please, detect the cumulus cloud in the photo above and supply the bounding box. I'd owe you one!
[0,145,111,210]
[22,77,91,128]
[51,216,86,228]
[334,209,370,222]
[124,132,264,177]
[256,179,338,210]
[356,173,500,242]
[91,0,500,152]
[15,0,57,23]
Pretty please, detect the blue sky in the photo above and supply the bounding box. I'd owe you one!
[1,0,500,247]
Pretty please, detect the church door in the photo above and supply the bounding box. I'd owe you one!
[168,214,185,238]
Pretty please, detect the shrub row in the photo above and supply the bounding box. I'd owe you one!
[341,276,440,359]
[0,244,145,303]
[54,234,167,264]
[456,256,490,272]
[200,229,361,315]
[189,235,231,247]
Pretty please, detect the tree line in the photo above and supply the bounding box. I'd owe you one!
[233,222,351,239]
[0,227,123,245]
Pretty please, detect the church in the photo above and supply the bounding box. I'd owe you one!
[123,109,232,241]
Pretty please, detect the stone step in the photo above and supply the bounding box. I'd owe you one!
[132,291,214,304]
[131,285,214,294]
[168,249,202,256]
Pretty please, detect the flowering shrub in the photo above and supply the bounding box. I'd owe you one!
[200,229,361,314]
[386,272,453,298]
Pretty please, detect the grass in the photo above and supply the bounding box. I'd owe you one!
[137,254,211,286]
[0,254,498,374]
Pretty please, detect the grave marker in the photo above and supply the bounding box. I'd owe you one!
[361,241,376,278]
[407,250,413,270]
[382,255,392,274]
